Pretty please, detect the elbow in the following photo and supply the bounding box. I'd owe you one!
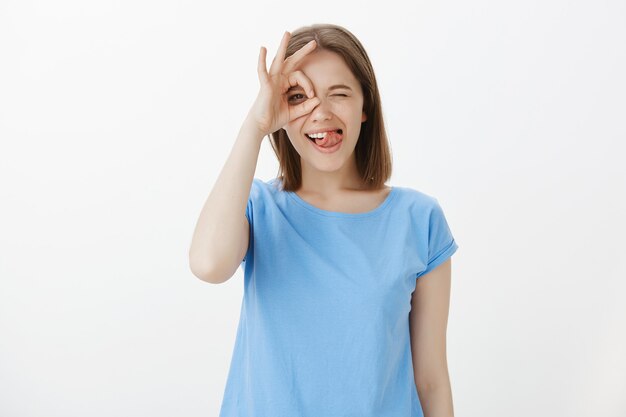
[188,255,233,284]
[414,369,452,393]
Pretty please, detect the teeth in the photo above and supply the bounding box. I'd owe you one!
[307,131,328,139]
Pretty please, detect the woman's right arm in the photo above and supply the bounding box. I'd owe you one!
[188,31,319,284]
[188,118,264,284]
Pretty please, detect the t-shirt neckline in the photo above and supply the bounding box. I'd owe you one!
[274,178,398,218]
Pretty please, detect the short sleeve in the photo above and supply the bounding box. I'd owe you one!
[241,198,253,263]
[240,180,257,266]
[415,199,459,279]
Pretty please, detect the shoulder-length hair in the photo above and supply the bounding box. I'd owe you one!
[268,23,393,192]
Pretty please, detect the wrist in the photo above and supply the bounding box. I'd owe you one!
[240,117,267,142]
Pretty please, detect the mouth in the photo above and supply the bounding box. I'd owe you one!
[305,128,343,144]
[305,129,344,153]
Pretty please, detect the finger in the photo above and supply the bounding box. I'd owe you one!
[282,40,317,74]
[257,46,268,84]
[290,96,320,120]
[287,70,316,98]
[269,31,290,76]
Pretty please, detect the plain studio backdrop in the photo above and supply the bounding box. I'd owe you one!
[1,1,625,416]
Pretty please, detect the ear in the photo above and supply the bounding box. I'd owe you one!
[361,110,367,123]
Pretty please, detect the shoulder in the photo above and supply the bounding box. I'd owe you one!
[392,186,455,233]
[250,177,276,197]
[394,185,440,212]
[247,176,284,209]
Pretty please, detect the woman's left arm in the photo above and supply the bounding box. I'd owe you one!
[409,258,455,417]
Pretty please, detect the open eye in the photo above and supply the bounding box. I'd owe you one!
[288,93,306,102]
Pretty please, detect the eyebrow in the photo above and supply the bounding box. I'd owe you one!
[287,84,353,93]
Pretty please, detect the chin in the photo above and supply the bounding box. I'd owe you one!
[308,157,349,173]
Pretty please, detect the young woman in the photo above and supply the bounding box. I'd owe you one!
[189,23,459,417]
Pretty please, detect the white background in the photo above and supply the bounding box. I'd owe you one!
[1,0,625,416]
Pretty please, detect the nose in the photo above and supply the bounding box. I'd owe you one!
[309,96,333,122]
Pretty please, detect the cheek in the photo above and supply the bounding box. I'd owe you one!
[334,101,361,116]
[283,129,304,149]
[282,123,295,138]
[284,119,304,131]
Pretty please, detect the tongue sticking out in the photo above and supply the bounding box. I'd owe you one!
[313,130,343,148]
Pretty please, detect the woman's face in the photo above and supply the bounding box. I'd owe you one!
[283,49,367,174]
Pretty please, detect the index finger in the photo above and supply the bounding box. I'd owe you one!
[282,40,317,74]
[269,31,290,76]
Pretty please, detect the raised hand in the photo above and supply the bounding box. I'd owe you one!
[246,31,320,137]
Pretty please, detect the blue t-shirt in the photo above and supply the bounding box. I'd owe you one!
[219,176,459,417]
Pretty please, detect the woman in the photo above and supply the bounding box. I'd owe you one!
[189,23,459,417]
